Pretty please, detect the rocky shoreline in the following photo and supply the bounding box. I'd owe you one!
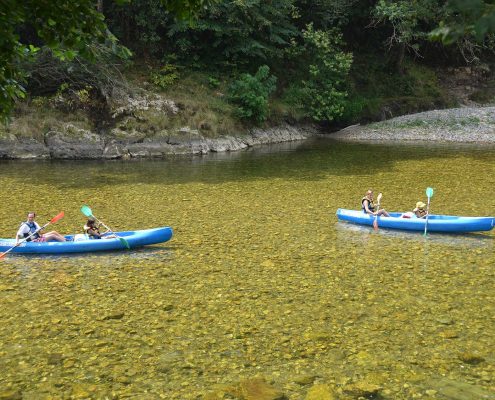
[0,123,317,160]
[2,105,495,159]
[330,106,495,143]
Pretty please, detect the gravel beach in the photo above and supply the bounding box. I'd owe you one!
[330,106,495,142]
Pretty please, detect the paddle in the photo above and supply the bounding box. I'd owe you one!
[80,205,130,249]
[423,187,434,236]
[373,192,383,231]
[0,211,65,260]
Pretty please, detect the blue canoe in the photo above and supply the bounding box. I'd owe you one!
[336,209,495,233]
[0,226,173,255]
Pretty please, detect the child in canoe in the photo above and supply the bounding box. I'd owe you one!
[401,201,428,219]
[84,218,116,239]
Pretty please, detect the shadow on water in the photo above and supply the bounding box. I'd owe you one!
[1,138,495,187]
[3,245,174,265]
[335,221,494,248]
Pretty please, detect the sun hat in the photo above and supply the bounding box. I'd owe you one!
[413,201,426,211]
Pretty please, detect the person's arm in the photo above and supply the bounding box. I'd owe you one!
[97,223,110,234]
[16,224,27,244]
[88,228,101,239]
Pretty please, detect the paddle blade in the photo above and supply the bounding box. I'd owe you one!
[373,217,378,231]
[80,205,93,217]
[119,237,130,249]
[0,252,8,260]
[50,211,65,224]
[426,187,434,198]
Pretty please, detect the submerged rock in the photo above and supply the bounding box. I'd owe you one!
[305,384,337,400]
[237,377,287,400]
[458,352,486,365]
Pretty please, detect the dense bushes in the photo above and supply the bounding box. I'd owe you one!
[228,66,277,123]
[3,0,492,125]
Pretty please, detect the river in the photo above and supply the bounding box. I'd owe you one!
[0,138,494,399]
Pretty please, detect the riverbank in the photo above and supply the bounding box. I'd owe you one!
[0,122,317,160]
[3,104,495,159]
[330,106,495,143]
[0,89,318,159]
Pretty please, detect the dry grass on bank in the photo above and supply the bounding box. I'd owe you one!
[1,100,93,141]
[126,66,248,138]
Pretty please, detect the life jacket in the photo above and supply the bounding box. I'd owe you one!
[84,224,101,239]
[361,196,375,213]
[415,209,427,218]
[21,221,40,241]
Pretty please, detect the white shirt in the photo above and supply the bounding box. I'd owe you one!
[16,221,41,239]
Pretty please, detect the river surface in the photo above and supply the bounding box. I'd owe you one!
[0,138,494,399]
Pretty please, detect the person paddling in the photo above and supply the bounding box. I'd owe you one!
[84,217,104,239]
[362,189,390,217]
[16,212,66,244]
[84,217,116,239]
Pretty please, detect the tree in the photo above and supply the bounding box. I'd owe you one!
[371,0,443,72]
[104,0,173,58]
[0,0,214,121]
[286,24,352,122]
[167,0,298,68]
[293,0,359,30]
[430,0,495,43]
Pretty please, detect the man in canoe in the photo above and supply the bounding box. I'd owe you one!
[362,189,390,217]
[16,212,66,244]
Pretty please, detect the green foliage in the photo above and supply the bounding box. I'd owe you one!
[160,0,217,20]
[207,77,220,88]
[372,0,442,58]
[167,0,298,68]
[339,95,369,123]
[430,0,495,43]
[293,0,359,30]
[0,0,109,121]
[287,24,352,122]
[105,0,173,58]
[21,44,130,103]
[0,0,215,122]
[228,65,277,123]
[150,64,180,89]
[337,54,452,124]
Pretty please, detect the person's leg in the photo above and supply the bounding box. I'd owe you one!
[43,231,66,242]
[378,209,390,217]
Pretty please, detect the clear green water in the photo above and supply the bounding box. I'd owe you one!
[0,138,494,399]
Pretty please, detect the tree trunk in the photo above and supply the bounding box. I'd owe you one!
[396,42,405,74]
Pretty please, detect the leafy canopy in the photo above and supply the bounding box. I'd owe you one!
[430,0,495,43]
[0,0,213,121]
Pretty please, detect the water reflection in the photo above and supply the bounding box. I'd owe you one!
[1,138,495,187]
[335,221,494,248]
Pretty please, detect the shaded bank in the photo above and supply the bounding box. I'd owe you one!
[0,123,318,160]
